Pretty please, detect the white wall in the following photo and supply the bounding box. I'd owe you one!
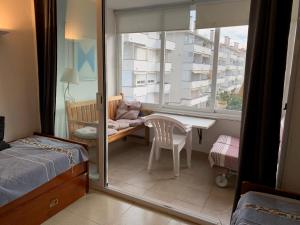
[281,37,300,194]
[0,0,40,142]
[278,0,300,194]
[106,8,117,97]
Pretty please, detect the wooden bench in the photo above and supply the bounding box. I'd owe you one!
[66,94,149,147]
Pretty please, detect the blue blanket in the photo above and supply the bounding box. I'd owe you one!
[232,191,300,225]
[0,136,88,206]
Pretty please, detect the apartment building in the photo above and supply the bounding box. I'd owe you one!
[121,32,175,104]
[120,30,246,109]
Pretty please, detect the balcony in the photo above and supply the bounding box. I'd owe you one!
[123,33,148,46]
[219,52,227,58]
[182,79,211,89]
[184,63,211,72]
[123,33,175,51]
[181,95,209,106]
[218,65,226,71]
[147,83,171,93]
[184,44,212,55]
[122,60,172,72]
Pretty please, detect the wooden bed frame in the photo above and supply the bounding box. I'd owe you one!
[0,134,89,225]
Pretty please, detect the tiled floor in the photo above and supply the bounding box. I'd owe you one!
[107,141,236,225]
[42,191,197,225]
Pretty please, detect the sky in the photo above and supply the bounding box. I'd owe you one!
[197,26,249,49]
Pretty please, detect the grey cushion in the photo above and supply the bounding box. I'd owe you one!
[74,126,97,140]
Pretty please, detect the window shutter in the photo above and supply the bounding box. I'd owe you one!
[116,4,191,33]
[195,0,251,29]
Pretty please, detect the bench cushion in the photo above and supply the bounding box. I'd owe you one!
[74,126,119,140]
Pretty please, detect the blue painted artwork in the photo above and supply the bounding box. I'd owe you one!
[74,40,97,81]
[77,45,95,72]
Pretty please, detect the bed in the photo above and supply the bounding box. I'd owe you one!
[0,134,89,225]
[232,182,300,225]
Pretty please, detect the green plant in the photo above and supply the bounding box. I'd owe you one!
[217,91,230,102]
[227,94,243,111]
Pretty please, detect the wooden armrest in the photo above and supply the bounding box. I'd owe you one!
[241,181,300,200]
[33,132,89,150]
[69,120,98,127]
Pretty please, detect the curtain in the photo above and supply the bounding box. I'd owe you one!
[234,0,293,209]
[34,0,57,135]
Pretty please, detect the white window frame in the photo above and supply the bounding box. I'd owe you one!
[117,28,246,121]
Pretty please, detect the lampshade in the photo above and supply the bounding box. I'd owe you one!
[61,68,79,84]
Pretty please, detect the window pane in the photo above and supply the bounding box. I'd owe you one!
[216,26,248,111]
[164,29,214,109]
[121,32,161,104]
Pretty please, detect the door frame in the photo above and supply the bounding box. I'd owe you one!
[95,1,228,224]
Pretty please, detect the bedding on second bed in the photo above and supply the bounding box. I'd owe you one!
[0,135,88,206]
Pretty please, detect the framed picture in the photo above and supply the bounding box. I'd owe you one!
[74,39,97,81]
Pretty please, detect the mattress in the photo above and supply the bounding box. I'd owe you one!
[232,191,300,225]
[0,136,88,206]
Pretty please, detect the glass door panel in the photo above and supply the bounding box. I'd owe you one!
[55,0,100,184]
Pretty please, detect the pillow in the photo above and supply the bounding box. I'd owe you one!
[74,126,97,140]
[115,100,142,120]
[0,116,10,151]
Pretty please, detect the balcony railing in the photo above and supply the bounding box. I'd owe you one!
[184,63,211,72]
[181,95,209,106]
[182,79,211,89]
[184,44,212,55]
[121,83,171,98]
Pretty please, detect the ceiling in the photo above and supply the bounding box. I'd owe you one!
[106,0,193,10]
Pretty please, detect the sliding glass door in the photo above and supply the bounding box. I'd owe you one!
[55,0,102,185]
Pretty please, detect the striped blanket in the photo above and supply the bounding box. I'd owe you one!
[0,136,88,206]
[208,135,240,171]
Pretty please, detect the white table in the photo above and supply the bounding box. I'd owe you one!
[146,113,216,144]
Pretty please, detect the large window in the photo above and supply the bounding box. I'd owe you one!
[118,7,248,114]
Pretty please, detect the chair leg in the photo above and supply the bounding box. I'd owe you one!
[155,145,160,161]
[147,139,155,171]
[186,131,192,168]
[173,146,180,177]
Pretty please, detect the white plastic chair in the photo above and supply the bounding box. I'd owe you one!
[144,115,192,177]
